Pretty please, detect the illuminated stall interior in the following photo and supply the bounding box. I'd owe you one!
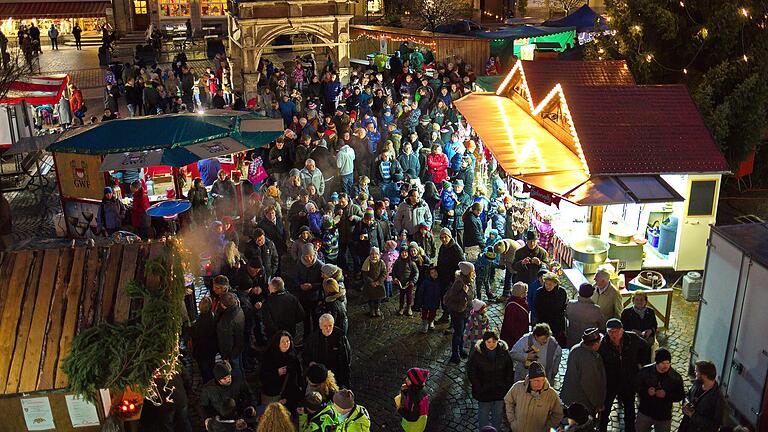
[455,60,728,276]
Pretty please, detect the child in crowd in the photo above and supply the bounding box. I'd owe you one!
[392,246,419,316]
[415,265,441,333]
[439,180,458,230]
[395,368,430,432]
[465,299,491,347]
[352,175,371,199]
[306,202,323,236]
[381,240,399,299]
[475,246,499,301]
[320,215,339,264]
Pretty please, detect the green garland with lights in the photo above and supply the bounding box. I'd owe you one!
[62,240,189,404]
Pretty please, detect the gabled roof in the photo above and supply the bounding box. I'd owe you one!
[542,4,609,32]
[563,85,729,175]
[503,60,635,105]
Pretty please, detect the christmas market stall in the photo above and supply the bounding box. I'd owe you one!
[470,25,577,64]
[0,239,188,431]
[45,112,282,238]
[542,4,609,45]
[349,24,490,73]
[454,59,728,330]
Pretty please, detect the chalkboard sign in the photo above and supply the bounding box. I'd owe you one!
[687,180,717,216]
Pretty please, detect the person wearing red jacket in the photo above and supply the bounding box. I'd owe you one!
[501,282,530,347]
[130,180,150,238]
[426,144,449,186]
[69,84,85,125]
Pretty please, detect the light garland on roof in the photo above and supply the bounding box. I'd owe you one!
[532,84,591,176]
[350,31,438,50]
[495,60,537,112]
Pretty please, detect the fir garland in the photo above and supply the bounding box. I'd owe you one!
[62,240,189,404]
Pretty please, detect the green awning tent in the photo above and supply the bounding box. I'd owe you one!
[472,26,576,65]
[47,113,284,168]
[474,76,504,92]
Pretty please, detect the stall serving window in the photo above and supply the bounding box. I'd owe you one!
[160,0,191,16]
[201,0,227,16]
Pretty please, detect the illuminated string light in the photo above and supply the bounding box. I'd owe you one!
[679,1,684,6]
[741,7,749,17]
[743,54,749,62]
[683,68,688,74]
[350,31,438,50]
[645,53,654,62]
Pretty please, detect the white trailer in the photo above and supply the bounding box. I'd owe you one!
[691,223,768,431]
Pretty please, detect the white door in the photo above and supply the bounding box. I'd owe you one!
[725,261,768,425]
[676,175,721,271]
[691,232,743,379]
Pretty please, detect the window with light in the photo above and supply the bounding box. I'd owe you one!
[160,0,190,16]
[201,0,227,16]
[134,0,148,14]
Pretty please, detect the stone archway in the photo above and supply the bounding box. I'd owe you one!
[227,1,353,99]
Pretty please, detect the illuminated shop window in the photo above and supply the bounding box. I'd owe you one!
[160,0,190,16]
[201,0,227,16]
[134,0,148,14]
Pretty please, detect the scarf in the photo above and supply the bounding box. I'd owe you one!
[633,306,648,318]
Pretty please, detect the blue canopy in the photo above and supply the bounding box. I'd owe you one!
[471,25,576,40]
[542,5,608,32]
[48,113,283,156]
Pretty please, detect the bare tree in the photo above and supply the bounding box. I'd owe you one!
[408,0,472,33]
[551,0,584,15]
[0,47,38,103]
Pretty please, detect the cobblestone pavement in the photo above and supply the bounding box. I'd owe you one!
[6,168,61,246]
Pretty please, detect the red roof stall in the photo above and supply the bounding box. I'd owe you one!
[456,60,727,325]
[0,74,70,149]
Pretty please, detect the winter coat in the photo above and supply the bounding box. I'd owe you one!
[620,306,658,344]
[259,347,303,402]
[296,256,324,302]
[318,290,348,335]
[466,339,516,402]
[443,274,473,317]
[332,404,371,432]
[70,88,84,114]
[462,212,484,248]
[679,381,725,432]
[398,151,420,179]
[353,221,385,259]
[503,377,563,432]
[216,304,245,360]
[591,282,623,323]
[598,331,651,394]
[636,364,685,421]
[262,289,305,338]
[362,258,387,301]
[398,388,429,432]
[413,230,437,261]
[392,258,419,289]
[258,218,289,255]
[299,403,338,432]
[98,197,125,231]
[58,95,72,124]
[268,145,291,174]
[534,286,568,339]
[130,188,150,228]
[416,277,442,311]
[242,238,279,280]
[453,191,472,230]
[501,297,529,347]
[560,342,607,413]
[190,311,218,366]
[200,377,255,418]
[566,297,604,348]
[303,327,352,386]
[211,178,237,216]
[336,144,355,176]
[464,309,490,345]
[495,239,522,270]
[510,332,562,383]
[393,199,433,235]
[436,240,464,287]
[300,167,325,195]
[512,245,549,284]
[426,153,449,185]
[454,167,475,197]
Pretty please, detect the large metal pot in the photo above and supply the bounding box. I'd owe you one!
[571,236,609,264]
[608,225,635,244]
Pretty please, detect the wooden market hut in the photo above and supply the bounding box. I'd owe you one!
[350,24,490,72]
[0,241,167,432]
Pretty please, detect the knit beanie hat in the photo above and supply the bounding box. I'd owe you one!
[321,263,341,278]
[578,283,595,298]
[458,261,474,275]
[214,362,232,380]
[484,246,497,260]
[384,239,398,251]
[440,227,452,238]
[565,403,590,425]
[442,180,451,189]
[494,241,507,254]
[322,215,335,230]
[655,348,672,364]
[528,361,546,379]
[471,298,486,313]
[418,223,430,231]
[364,207,375,222]
[408,241,419,250]
[333,389,355,410]
[406,367,430,386]
[307,363,328,385]
[511,281,528,298]
[304,391,325,413]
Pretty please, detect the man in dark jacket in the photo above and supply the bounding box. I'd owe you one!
[124,77,142,116]
[217,292,245,379]
[268,137,291,178]
[242,228,279,280]
[512,230,549,285]
[295,244,324,336]
[635,348,685,432]
[679,360,724,432]
[598,319,651,432]
[200,362,256,421]
[436,228,464,324]
[262,277,304,339]
[452,180,472,246]
[561,328,607,415]
[235,257,268,347]
[257,207,288,256]
[303,313,352,387]
[466,330,516,431]
[336,193,363,272]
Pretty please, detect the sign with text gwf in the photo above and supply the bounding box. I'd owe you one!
[55,152,106,201]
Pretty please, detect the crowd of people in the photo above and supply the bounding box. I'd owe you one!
[86,44,736,432]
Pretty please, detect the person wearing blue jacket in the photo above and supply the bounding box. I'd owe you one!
[278,94,297,127]
[98,186,125,235]
[415,265,442,333]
